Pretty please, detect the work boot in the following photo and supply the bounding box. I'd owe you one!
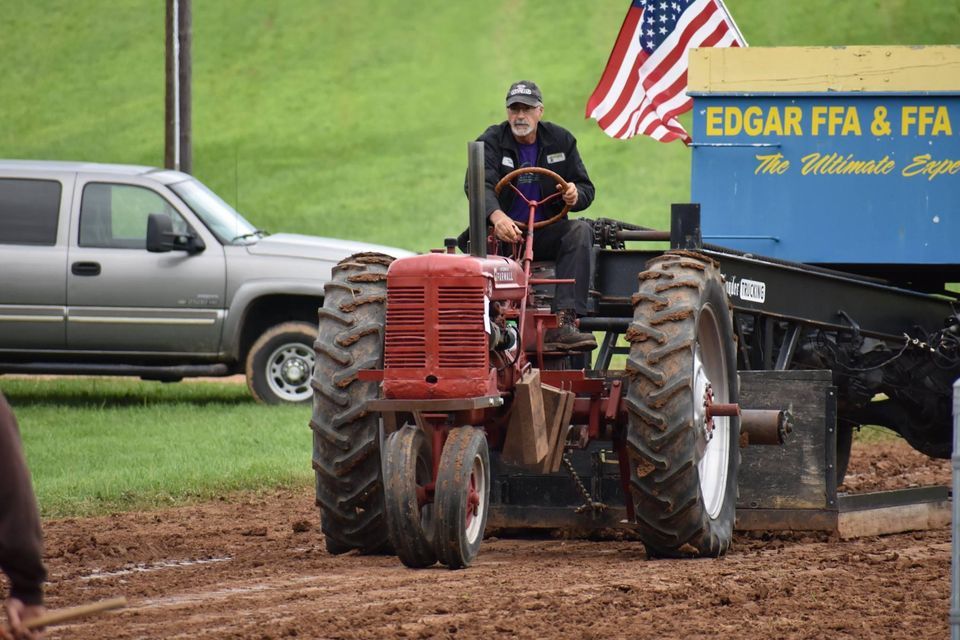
[543,310,597,352]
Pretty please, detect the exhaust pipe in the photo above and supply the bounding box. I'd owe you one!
[467,141,487,258]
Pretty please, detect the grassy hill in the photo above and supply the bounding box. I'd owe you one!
[2,1,958,252]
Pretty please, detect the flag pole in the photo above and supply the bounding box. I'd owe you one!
[714,0,748,46]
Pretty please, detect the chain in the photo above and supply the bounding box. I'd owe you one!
[561,454,608,514]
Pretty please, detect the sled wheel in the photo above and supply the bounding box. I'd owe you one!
[383,426,437,568]
[434,426,490,569]
[311,252,394,555]
[625,251,740,558]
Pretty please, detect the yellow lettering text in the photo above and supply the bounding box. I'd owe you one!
[933,106,953,135]
[902,154,960,180]
[841,107,862,135]
[755,152,790,175]
[762,107,783,136]
[783,107,802,136]
[743,106,763,136]
[706,106,723,136]
[901,106,917,135]
[811,106,860,136]
[811,106,827,135]
[704,106,806,136]
[901,106,953,135]
[828,107,845,135]
[724,107,742,136]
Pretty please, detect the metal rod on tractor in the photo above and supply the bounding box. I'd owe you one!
[467,141,486,259]
[740,409,793,446]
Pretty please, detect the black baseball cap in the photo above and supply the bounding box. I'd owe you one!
[505,81,543,107]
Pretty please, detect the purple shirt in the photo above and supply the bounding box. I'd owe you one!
[506,141,541,223]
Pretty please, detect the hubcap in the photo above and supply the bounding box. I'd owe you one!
[694,306,730,520]
[266,342,315,402]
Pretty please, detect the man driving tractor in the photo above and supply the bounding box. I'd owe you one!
[462,80,597,352]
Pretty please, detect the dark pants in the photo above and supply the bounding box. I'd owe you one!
[458,219,593,316]
[528,218,592,316]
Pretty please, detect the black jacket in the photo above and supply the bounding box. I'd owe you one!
[465,120,595,222]
[0,392,45,605]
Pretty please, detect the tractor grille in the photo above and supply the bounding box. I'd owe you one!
[384,282,487,370]
[385,286,426,369]
[437,286,486,369]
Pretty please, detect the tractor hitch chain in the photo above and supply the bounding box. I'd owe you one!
[562,453,608,514]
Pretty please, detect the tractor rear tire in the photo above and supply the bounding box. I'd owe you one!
[625,251,740,558]
[434,426,490,569]
[311,252,394,555]
[384,426,437,568]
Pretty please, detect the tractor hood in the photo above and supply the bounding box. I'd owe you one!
[245,233,415,262]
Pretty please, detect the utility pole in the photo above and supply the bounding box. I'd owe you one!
[164,0,192,174]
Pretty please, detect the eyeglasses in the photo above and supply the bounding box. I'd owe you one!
[507,104,540,114]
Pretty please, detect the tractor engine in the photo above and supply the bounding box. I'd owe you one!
[381,251,525,400]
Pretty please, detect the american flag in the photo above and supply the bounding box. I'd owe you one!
[586,0,746,143]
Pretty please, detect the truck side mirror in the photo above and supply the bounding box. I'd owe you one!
[146,213,205,254]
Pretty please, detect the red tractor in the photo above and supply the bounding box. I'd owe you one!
[311,143,746,568]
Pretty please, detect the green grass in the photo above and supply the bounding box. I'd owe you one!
[2,1,957,252]
[0,378,312,518]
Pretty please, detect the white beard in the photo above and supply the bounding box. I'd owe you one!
[511,122,531,137]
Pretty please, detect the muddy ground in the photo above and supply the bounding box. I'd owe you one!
[29,438,953,639]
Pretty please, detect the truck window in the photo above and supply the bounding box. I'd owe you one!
[169,178,258,244]
[80,183,188,248]
[0,178,61,246]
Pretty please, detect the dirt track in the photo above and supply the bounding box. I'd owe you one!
[36,438,952,639]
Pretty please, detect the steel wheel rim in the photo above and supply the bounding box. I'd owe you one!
[464,452,486,545]
[266,342,315,402]
[694,304,730,519]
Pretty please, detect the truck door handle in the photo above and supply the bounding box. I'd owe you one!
[71,261,101,276]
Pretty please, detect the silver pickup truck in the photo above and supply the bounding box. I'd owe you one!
[0,160,412,403]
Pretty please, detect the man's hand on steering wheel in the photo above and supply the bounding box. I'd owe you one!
[557,182,578,207]
[490,210,522,243]
[494,166,571,231]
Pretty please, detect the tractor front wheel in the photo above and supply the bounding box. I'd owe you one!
[625,251,740,558]
[384,426,437,568]
[434,427,490,569]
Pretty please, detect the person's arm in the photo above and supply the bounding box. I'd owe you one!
[0,392,46,638]
[481,137,509,221]
[564,137,595,213]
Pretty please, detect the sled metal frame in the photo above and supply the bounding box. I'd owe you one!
[487,361,951,537]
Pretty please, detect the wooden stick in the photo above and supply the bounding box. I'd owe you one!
[24,597,127,630]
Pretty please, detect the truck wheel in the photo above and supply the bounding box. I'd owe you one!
[434,426,490,569]
[625,251,740,558]
[311,252,394,554]
[383,426,437,568]
[246,321,318,404]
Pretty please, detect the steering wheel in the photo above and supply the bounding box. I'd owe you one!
[494,166,570,230]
